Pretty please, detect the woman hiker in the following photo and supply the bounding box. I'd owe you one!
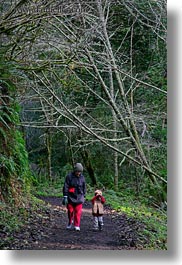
[62,163,86,231]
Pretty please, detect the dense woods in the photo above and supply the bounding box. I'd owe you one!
[0,0,167,250]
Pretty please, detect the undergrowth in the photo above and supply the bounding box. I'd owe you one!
[0,196,47,249]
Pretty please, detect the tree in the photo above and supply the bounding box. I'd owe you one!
[0,0,167,202]
[0,55,31,204]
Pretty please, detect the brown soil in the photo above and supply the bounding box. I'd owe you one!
[5,196,146,250]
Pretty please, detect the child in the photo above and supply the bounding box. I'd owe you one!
[91,189,106,231]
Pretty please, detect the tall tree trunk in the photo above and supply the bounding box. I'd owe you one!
[81,149,97,186]
[40,95,54,180]
[0,82,11,200]
[46,129,52,181]
[109,66,119,190]
[67,129,75,168]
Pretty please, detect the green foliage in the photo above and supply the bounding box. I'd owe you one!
[0,203,22,233]
[32,164,73,197]
[94,189,167,250]
[34,178,63,198]
[12,131,31,180]
[0,52,33,203]
[0,195,48,248]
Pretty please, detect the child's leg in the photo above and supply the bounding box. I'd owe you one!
[98,216,104,230]
[93,216,99,230]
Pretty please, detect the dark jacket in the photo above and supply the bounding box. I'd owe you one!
[63,172,86,205]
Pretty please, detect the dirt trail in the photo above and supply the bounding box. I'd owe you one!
[7,196,144,250]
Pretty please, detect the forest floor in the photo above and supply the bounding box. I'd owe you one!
[3,196,149,250]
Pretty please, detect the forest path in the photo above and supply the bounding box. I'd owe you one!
[8,196,144,250]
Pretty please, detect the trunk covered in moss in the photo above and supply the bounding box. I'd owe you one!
[0,66,31,205]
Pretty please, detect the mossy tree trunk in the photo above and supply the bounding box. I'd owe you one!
[0,75,31,205]
[0,81,13,201]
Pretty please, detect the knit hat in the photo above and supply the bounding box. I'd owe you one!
[74,163,83,172]
[95,189,102,196]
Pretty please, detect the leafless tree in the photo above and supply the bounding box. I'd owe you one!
[0,0,167,191]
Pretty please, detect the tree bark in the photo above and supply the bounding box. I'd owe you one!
[81,149,97,186]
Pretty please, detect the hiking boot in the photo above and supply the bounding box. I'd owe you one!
[66,220,74,230]
[74,226,80,231]
[98,221,104,231]
[66,224,72,230]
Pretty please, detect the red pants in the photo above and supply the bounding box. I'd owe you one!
[67,203,83,227]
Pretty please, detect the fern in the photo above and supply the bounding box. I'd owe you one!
[0,113,11,129]
[0,155,16,177]
[0,127,7,143]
